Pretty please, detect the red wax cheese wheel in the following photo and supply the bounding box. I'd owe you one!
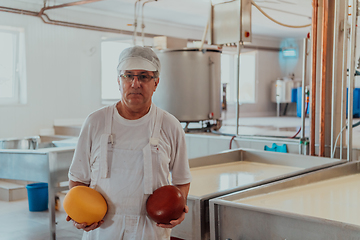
[63,186,107,225]
[146,185,185,224]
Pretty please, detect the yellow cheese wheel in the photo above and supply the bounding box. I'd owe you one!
[63,186,107,225]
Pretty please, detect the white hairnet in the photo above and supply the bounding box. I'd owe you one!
[117,46,161,74]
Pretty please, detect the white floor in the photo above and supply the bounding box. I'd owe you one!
[2,115,360,239]
[0,193,82,240]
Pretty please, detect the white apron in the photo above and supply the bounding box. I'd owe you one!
[82,105,171,240]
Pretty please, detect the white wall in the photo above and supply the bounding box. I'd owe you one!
[237,38,306,117]
[238,49,282,117]
[0,12,102,138]
[223,37,280,117]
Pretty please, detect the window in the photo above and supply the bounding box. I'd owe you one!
[238,51,256,103]
[0,27,26,105]
[221,50,257,104]
[101,41,131,104]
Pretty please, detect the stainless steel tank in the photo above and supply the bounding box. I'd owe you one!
[153,48,222,122]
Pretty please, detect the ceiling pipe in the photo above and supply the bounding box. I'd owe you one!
[38,0,104,16]
[42,0,103,11]
[141,0,157,46]
[0,5,162,38]
[39,12,138,35]
[133,0,142,45]
[0,6,38,16]
[310,0,318,156]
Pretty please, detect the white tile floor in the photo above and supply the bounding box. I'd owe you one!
[2,116,360,239]
[0,193,83,240]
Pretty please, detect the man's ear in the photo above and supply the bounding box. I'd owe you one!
[153,78,159,92]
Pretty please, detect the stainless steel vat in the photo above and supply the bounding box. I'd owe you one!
[0,136,76,240]
[209,161,360,240]
[153,48,222,122]
[171,148,345,240]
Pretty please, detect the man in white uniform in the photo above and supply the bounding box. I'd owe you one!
[67,46,192,240]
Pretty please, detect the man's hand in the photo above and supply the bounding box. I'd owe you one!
[66,215,104,232]
[156,205,189,229]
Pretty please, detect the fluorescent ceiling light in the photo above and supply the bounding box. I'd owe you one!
[282,48,297,57]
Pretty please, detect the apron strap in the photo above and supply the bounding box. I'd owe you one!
[150,107,164,147]
[143,106,164,194]
[143,144,152,194]
[100,105,115,179]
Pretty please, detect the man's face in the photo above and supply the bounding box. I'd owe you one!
[117,69,159,109]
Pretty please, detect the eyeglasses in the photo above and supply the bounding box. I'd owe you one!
[119,73,155,83]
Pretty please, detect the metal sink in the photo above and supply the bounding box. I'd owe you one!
[0,135,76,149]
[0,135,76,240]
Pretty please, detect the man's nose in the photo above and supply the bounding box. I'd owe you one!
[131,76,141,87]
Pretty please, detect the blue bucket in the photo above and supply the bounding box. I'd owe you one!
[26,182,48,211]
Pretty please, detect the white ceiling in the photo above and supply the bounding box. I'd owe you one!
[13,0,313,39]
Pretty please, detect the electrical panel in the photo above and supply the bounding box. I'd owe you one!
[209,0,252,45]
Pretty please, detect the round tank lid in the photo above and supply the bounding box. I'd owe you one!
[155,48,222,53]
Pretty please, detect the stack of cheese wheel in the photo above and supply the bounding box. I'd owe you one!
[63,186,107,225]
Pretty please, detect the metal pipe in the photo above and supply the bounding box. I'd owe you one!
[133,0,141,45]
[0,6,38,16]
[141,0,147,46]
[0,6,161,38]
[340,0,349,160]
[141,0,157,46]
[41,12,145,35]
[319,0,329,157]
[38,0,104,16]
[310,0,318,156]
[199,19,210,51]
[347,0,357,161]
[221,45,281,52]
[41,0,103,11]
[300,37,308,154]
[330,0,340,158]
[0,6,204,44]
[236,42,243,135]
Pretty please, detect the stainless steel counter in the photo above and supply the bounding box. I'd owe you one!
[171,148,345,240]
[209,161,360,240]
[0,136,76,240]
